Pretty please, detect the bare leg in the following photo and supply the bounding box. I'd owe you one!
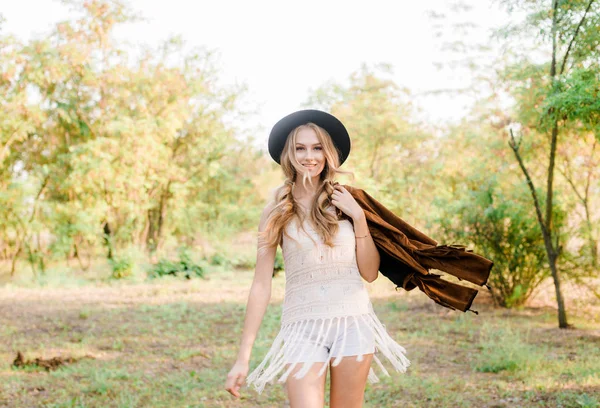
[284,361,328,408]
[329,354,374,408]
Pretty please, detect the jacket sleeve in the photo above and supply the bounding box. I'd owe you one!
[344,184,493,313]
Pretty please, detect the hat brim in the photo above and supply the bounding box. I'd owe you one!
[268,109,351,165]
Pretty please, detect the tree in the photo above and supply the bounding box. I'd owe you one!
[426,0,599,325]
[0,0,258,276]
[501,0,600,328]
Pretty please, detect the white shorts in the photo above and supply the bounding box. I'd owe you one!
[283,316,376,363]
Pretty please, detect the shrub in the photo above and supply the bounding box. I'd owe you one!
[432,176,565,307]
[109,256,133,280]
[148,249,206,280]
[209,253,230,267]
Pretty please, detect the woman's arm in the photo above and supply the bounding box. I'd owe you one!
[352,211,380,283]
[234,203,277,364]
[226,202,277,397]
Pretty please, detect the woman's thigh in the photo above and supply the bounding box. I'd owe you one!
[329,353,374,408]
[284,362,328,408]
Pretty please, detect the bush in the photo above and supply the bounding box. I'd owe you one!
[209,253,230,267]
[432,176,565,307]
[148,249,207,280]
[109,256,133,280]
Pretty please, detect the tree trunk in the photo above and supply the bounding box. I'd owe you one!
[139,215,150,252]
[508,124,569,328]
[103,221,113,260]
[73,241,90,271]
[25,243,37,278]
[10,245,22,278]
[545,121,569,328]
[147,208,159,254]
[146,182,171,254]
[543,233,568,328]
[583,207,598,267]
[37,232,45,274]
[545,0,570,328]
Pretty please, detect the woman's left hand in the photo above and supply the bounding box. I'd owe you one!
[330,185,364,221]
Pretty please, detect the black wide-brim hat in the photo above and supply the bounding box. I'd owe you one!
[268,109,351,165]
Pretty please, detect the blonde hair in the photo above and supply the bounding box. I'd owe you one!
[259,123,354,251]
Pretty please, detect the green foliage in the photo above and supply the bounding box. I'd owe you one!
[209,253,229,267]
[576,394,600,408]
[434,174,559,308]
[492,0,600,326]
[148,249,206,280]
[1,0,598,308]
[505,284,525,309]
[541,67,600,134]
[273,248,285,276]
[0,0,262,277]
[109,256,133,280]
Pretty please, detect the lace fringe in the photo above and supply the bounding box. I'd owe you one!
[245,313,410,395]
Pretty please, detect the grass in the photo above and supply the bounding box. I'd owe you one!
[0,267,599,407]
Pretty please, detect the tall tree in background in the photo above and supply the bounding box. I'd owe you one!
[427,1,599,320]
[500,0,600,328]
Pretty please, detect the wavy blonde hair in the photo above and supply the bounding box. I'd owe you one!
[259,123,354,252]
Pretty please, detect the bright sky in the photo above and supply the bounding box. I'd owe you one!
[2,0,511,143]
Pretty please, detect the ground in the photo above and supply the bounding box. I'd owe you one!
[0,269,599,407]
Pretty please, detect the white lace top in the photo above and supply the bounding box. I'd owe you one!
[245,214,410,394]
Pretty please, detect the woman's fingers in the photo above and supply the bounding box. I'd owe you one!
[225,374,241,398]
[226,386,240,398]
[333,187,347,197]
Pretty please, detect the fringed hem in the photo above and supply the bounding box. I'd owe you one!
[245,313,410,395]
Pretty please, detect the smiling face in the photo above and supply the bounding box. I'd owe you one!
[278,122,340,190]
[294,127,326,178]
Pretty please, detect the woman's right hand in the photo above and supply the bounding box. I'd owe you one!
[225,360,249,398]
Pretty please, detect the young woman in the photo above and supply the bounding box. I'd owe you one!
[225,110,410,408]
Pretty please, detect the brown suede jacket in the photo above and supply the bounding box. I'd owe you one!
[342,184,494,314]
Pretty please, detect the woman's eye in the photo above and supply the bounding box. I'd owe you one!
[296,147,304,151]
[314,147,322,150]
